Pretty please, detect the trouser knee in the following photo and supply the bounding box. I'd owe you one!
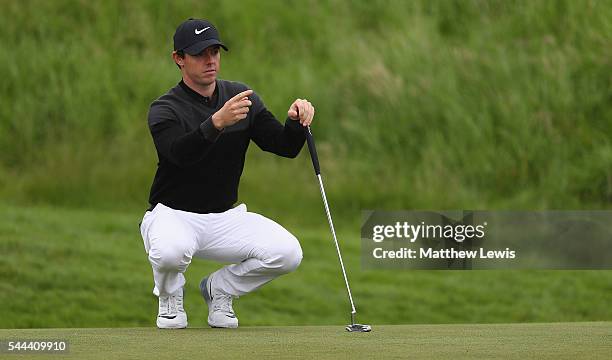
[265,238,303,274]
[149,245,192,272]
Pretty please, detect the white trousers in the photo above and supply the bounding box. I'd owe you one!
[139,203,303,297]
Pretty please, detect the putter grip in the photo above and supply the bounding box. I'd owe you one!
[304,126,321,175]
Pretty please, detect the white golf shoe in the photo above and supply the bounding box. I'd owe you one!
[200,273,238,328]
[156,287,187,329]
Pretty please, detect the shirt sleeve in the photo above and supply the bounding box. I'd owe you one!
[248,92,306,158]
[148,103,222,167]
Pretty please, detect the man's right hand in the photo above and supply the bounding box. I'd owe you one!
[211,89,253,130]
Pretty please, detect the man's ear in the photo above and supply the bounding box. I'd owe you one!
[172,50,184,68]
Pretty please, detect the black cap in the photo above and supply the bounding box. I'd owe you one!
[173,18,228,55]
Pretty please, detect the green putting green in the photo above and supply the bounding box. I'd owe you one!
[1,322,610,359]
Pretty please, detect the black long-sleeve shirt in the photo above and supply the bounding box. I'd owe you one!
[146,79,306,213]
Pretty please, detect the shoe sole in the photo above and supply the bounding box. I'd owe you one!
[157,322,187,329]
[157,315,187,329]
[199,275,238,329]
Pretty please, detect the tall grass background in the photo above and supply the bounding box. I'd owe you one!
[1,0,610,218]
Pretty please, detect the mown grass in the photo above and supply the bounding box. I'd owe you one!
[1,204,611,328]
[1,323,611,359]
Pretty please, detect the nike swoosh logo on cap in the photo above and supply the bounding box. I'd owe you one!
[195,27,210,35]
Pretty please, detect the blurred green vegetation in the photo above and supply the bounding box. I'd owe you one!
[0,0,610,217]
[2,204,611,328]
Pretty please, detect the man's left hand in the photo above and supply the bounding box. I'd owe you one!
[288,99,315,127]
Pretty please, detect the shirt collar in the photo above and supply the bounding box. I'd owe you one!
[179,79,218,105]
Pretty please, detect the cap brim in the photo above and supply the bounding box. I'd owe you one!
[183,39,228,55]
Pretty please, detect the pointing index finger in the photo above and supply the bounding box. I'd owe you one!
[230,89,254,102]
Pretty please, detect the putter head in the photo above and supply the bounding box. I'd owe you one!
[345,323,372,332]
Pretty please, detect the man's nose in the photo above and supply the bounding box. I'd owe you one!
[203,52,215,63]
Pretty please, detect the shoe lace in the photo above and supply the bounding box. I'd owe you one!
[159,293,179,316]
[212,293,235,315]
[174,290,184,312]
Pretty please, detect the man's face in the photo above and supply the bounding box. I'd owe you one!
[181,45,221,86]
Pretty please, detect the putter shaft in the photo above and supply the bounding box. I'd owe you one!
[305,125,365,329]
[316,173,357,319]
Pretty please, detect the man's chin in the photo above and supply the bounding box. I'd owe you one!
[202,73,217,84]
[199,75,216,86]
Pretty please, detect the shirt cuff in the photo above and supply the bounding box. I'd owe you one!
[285,117,304,132]
[199,116,223,142]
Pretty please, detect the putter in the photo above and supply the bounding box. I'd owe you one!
[304,125,371,333]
